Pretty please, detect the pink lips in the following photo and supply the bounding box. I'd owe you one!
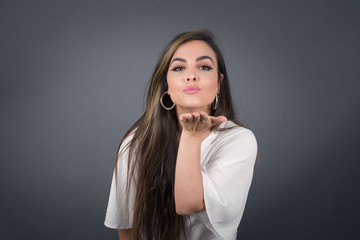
[183,85,201,94]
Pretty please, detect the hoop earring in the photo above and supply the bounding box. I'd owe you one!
[160,91,175,110]
[212,94,219,110]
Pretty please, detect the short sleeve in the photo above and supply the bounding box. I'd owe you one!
[197,127,257,239]
[104,134,136,229]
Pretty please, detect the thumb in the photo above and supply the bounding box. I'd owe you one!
[210,116,227,124]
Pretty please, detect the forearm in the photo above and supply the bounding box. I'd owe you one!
[118,229,132,240]
[174,131,205,215]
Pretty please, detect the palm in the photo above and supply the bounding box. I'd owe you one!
[179,111,227,133]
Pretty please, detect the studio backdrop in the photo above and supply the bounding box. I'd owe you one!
[1,0,359,239]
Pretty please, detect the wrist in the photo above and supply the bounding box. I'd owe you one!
[180,129,211,142]
[180,130,203,140]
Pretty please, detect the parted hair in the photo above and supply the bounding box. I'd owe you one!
[115,29,239,240]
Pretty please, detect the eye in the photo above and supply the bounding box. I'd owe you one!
[171,66,184,72]
[199,65,213,71]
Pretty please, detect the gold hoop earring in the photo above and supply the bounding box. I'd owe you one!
[160,91,175,110]
[212,94,218,110]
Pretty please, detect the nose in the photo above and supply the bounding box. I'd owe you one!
[186,70,198,82]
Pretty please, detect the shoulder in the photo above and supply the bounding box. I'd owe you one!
[217,121,257,145]
[118,130,136,156]
[209,121,258,159]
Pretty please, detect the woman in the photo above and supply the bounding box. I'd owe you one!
[104,30,257,240]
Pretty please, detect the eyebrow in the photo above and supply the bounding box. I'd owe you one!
[196,55,214,64]
[170,55,214,65]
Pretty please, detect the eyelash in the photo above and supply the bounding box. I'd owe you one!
[171,65,213,72]
[199,65,213,71]
[172,66,184,72]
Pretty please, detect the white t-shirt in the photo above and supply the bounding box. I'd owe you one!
[104,121,257,240]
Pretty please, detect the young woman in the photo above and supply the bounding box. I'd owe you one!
[104,30,257,240]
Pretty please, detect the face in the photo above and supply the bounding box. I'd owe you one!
[166,40,223,115]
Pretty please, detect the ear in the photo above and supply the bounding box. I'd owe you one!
[217,74,224,93]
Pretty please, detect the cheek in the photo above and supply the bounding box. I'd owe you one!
[166,73,179,95]
[208,78,219,93]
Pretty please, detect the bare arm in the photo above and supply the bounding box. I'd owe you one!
[175,128,204,215]
[174,112,226,215]
[118,229,132,240]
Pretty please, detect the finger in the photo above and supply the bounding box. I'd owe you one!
[210,116,227,124]
[180,113,193,123]
[199,112,209,123]
[186,113,194,122]
[179,114,189,122]
[192,112,201,123]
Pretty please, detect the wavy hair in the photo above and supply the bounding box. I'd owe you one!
[116,29,240,239]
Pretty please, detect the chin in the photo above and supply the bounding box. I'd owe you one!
[178,104,211,112]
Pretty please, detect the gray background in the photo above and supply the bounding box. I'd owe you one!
[1,0,359,239]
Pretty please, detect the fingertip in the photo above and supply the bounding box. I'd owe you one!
[212,116,227,123]
[200,112,208,119]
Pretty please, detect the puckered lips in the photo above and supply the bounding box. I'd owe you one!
[183,85,201,94]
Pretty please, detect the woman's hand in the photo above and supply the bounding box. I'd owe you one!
[175,111,227,215]
[179,111,227,134]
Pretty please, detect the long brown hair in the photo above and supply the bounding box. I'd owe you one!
[116,29,239,239]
